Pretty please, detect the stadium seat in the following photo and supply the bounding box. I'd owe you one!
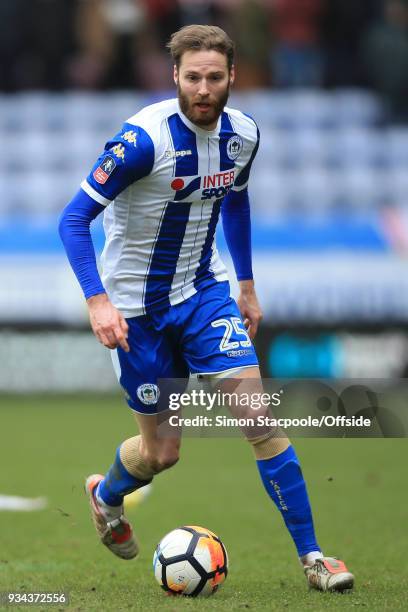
[386,127,408,168]
[340,167,390,209]
[333,89,383,126]
[1,89,402,227]
[289,90,337,128]
[388,168,408,207]
[249,169,295,218]
[330,127,387,168]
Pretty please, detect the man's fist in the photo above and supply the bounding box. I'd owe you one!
[87,293,130,352]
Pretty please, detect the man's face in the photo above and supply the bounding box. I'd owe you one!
[174,50,234,130]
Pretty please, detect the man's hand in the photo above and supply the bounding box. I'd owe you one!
[87,293,130,352]
[237,280,263,340]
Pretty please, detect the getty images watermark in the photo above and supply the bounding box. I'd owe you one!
[167,389,371,430]
[168,388,282,411]
[150,378,408,438]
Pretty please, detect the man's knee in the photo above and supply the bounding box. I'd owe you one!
[141,444,180,473]
[149,450,180,473]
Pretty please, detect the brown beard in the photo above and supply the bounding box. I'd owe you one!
[177,81,230,128]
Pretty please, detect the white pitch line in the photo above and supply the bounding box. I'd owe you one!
[0,495,47,511]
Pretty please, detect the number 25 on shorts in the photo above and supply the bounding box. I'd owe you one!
[211,317,251,352]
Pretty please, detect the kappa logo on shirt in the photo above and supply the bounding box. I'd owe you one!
[122,130,137,146]
[93,155,117,184]
[111,143,126,161]
[165,149,192,159]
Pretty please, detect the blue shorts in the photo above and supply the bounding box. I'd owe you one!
[111,281,259,414]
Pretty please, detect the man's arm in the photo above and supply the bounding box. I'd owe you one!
[221,187,263,339]
[59,122,154,351]
[58,189,130,352]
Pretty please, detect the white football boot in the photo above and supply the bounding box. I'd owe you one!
[85,474,138,560]
[304,557,354,592]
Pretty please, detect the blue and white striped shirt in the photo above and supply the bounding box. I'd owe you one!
[79,98,259,316]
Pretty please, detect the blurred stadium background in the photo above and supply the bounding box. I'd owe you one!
[1,0,408,393]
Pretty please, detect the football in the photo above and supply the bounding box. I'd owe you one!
[153,525,228,596]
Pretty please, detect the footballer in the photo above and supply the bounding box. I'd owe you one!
[59,25,354,593]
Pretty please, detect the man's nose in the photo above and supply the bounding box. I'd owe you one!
[198,79,209,95]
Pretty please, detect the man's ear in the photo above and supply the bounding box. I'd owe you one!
[173,65,178,86]
[229,65,235,86]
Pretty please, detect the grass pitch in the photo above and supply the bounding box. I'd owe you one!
[0,393,407,611]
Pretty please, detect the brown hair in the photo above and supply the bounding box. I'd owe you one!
[167,25,235,70]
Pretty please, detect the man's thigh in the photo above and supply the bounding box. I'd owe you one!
[180,281,259,375]
[111,314,189,415]
[132,411,182,459]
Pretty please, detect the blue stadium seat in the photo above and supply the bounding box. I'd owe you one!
[1,90,405,226]
[333,89,383,126]
[386,128,408,168]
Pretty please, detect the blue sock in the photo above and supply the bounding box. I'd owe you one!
[98,446,152,507]
[256,445,320,557]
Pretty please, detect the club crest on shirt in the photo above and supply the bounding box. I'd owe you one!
[227,135,243,160]
[137,383,160,405]
[93,155,116,184]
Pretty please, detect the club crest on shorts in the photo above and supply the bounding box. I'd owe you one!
[137,383,160,405]
[227,135,243,160]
